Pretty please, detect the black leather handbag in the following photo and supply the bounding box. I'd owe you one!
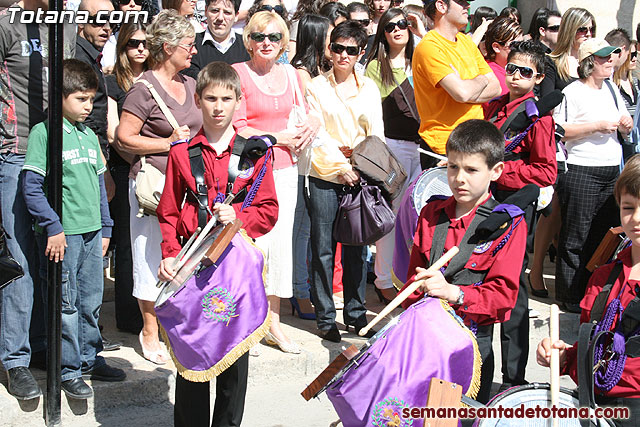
[0,223,24,290]
[332,180,395,246]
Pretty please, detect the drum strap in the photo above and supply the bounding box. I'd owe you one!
[578,321,600,426]
[429,198,498,286]
[188,136,248,229]
[589,263,623,324]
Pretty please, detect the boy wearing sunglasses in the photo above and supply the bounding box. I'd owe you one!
[483,40,558,392]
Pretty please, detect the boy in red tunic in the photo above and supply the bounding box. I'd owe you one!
[401,119,527,403]
[156,62,278,427]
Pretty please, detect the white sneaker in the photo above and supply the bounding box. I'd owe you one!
[249,345,261,357]
[333,294,344,310]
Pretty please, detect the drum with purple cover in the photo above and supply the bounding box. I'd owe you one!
[325,297,480,426]
[475,383,613,427]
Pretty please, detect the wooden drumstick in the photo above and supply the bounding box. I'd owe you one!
[358,246,460,337]
[550,304,560,427]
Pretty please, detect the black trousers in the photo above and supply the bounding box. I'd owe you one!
[596,396,640,427]
[109,157,142,332]
[174,352,249,427]
[419,140,440,170]
[475,324,495,404]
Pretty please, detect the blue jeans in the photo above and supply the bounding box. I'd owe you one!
[292,175,311,300]
[36,231,105,381]
[308,177,367,330]
[0,152,40,370]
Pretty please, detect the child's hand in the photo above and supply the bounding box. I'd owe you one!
[46,232,67,262]
[158,257,177,281]
[415,267,460,303]
[536,337,568,368]
[618,116,633,135]
[102,237,110,257]
[214,203,236,225]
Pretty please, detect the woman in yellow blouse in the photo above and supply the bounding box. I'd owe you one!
[305,21,384,343]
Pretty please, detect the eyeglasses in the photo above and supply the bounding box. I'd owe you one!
[330,42,360,56]
[88,15,111,27]
[119,0,143,5]
[249,32,283,43]
[126,38,147,49]
[384,19,409,33]
[259,4,284,15]
[546,25,560,32]
[351,18,371,27]
[576,26,596,36]
[631,51,637,60]
[505,63,540,80]
[178,42,196,51]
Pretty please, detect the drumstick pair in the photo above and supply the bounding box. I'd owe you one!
[358,246,460,337]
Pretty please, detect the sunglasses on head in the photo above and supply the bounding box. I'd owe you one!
[330,42,360,56]
[126,38,147,49]
[119,0,143,5]
[546,24,560,32]
[576,26,596,36]
[384,18,408,33]
[259,4,284,14]
[250,32,283,42]
[505,63,540,80]
[352,18,370,27]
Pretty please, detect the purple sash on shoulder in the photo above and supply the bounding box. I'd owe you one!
[156,232,269,382]
[326,298,480,426]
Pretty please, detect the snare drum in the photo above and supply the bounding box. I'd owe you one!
[476,383,613,427]
[411,166,451,216]
[325,297,480,426]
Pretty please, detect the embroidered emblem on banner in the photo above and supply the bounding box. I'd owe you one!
[202,287,239,325]
[473,241,493,254]
[371,397,413,427]
[238,158,255,179]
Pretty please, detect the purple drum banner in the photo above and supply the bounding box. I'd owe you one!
[156,232,270,382]
[326,298,480,426]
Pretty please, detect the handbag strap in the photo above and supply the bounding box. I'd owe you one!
[391,70,420,123]
[137,79,181,130]
[286,65,306,116]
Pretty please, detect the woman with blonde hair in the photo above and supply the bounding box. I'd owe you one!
[105,21,149,335]
[614,40,638,118]
[116,9,202,363]
[232,11,320,353]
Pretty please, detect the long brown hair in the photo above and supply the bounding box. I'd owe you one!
[366,8,414,88]
[114,22,149,92]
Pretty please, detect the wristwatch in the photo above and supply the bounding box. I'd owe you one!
[455,288,464,306]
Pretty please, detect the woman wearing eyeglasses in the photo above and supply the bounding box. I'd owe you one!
[247,0,291,63]
[363,8,419,303]
[101,0,147,70]
[483,17,523,97]
[553,39,633,312]
[305,21,384,343]
[116,10,202,363]
[231,11,320,353]
[104,22,149,342]
[615,40,639,119]
[164,0,205,33]
[528,7,597,301]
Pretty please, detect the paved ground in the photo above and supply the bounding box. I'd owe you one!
[0,256,581,426]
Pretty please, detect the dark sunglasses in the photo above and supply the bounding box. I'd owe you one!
[384,19,409,33]
[126,38,147,49]
[352,18,371,27]
[259,4,284,15]
[88,15,111,27]
[576,26,596,36]
[119,0,143,5]
[631,51,637,60]
[330,42,360,56]
[250,32,283,42]
[546,25,560,32]
[505,63,540,80]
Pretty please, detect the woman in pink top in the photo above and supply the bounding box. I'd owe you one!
[232,11,320,354]
[484,17,524,96]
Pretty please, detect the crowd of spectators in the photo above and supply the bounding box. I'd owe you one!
[0,0,639,414]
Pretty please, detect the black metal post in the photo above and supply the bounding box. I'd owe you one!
[46,0,64,425]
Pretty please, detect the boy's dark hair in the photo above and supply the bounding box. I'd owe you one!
[507,40,546,75]
[614,155,640,204]
[526,7,560,41]
[330,20,368,49]
[423,0,447,21]
[605,28,632,50]
[63,59,98,98]
[347,1,370,18]
[196,61,242,99]
[446,119,504,168]
[205,0,242,13]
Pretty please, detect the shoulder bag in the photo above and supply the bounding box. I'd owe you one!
[0,223,24,290]
[134,79,181,217]
[350,135,407,201]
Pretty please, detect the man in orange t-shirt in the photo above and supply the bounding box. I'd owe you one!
[415,0,500,168]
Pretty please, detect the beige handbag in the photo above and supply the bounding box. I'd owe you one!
[134,79,180,217]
